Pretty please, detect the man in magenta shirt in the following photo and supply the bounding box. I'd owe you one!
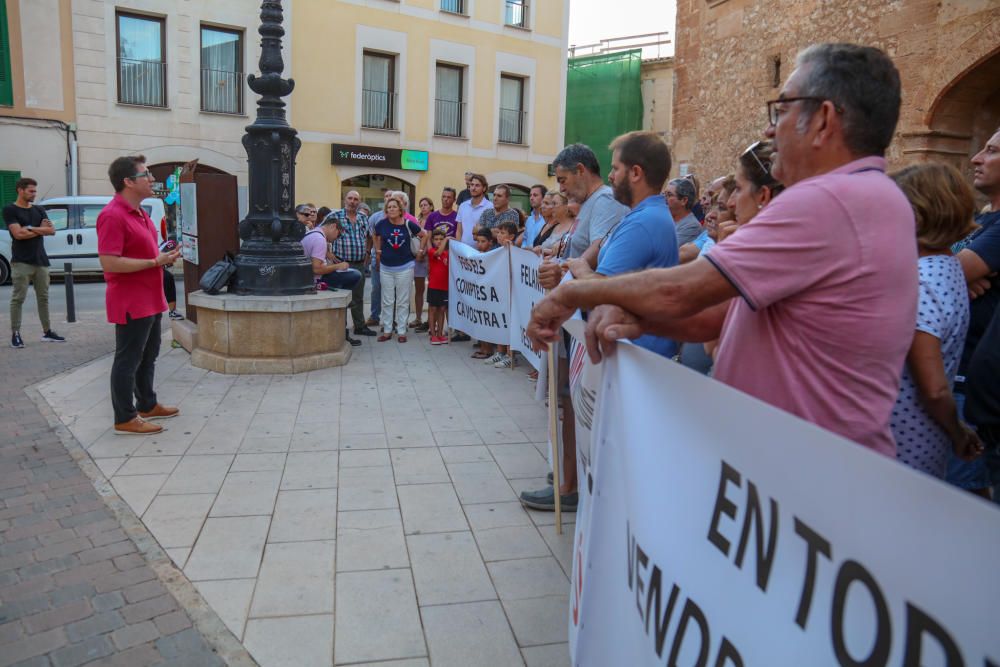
[97,155,181,436]
[526,44,917,457]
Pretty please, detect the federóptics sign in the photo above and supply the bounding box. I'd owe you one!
[330,143,429,172]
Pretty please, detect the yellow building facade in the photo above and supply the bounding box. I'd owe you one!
[290,0,569,213]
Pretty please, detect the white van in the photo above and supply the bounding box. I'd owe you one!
[0,196,166,282]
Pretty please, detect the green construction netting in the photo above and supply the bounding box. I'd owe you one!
[564,49,644,179]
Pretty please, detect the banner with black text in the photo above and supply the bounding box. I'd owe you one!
[568,333,1000,665]
[509,246,546,372]
[447,241,511,345]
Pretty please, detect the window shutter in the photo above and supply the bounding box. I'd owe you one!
[0,0,12,106]
[0,171,21,206]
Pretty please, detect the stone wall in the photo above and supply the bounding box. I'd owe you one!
[672,0,1000,181]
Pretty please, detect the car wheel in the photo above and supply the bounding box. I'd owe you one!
[0,257,10,285]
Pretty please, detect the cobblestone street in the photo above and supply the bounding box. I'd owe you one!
[1,289,573,666]
[0,306,244,666]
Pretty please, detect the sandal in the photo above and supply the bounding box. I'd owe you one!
[471,350,491,359]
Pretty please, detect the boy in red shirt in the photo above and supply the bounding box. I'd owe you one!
[426,226,450,345]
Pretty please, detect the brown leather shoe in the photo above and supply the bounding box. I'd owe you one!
[114,417,163,436]
[138,404,180,420]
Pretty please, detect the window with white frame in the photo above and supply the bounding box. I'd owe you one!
[201,26,243,114]
[362,51,397,130]
[434,64,464,137]
[498,75,525,144]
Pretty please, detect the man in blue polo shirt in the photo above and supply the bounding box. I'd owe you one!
[563,130,679,357]
[518,131,679,514]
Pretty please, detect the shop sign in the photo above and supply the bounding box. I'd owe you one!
[331,144,429,172]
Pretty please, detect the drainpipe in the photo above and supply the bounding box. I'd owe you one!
[69,124,78,196]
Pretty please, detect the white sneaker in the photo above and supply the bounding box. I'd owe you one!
[484,352,504,364]
[493,354,513,369]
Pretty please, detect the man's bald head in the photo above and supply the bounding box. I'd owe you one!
[344,190,361,212]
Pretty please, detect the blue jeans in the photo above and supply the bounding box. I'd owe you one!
[369,255,382,320]
[318,268,362,292]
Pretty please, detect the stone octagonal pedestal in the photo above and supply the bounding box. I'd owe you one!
[188,290,352,374]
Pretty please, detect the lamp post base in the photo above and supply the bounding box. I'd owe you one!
[232,241,314,296]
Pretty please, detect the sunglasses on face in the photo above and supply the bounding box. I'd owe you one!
[129,171,153,181]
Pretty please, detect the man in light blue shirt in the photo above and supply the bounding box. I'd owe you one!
[565,131,679,358]
[520,184,547,248]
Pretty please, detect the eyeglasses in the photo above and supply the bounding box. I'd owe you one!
[129,171,152,181]
[766,96,844,126]
[741,141,772,179]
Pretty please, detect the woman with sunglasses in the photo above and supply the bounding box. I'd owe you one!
[680,145,784,374]
[719,141,785,243]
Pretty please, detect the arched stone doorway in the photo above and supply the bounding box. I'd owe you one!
[904,43,1000,184]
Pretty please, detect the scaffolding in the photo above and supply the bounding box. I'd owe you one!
[564,49,645,179]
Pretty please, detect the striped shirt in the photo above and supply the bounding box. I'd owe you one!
[327,209,371,262]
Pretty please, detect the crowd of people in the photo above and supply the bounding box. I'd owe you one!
[5,42,997,507]
[522,42,1000,508]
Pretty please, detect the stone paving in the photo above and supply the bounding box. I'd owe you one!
[0,308,244,667]
[35,330,575,667]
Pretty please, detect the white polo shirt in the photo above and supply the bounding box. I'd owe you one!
[457,197,492,246]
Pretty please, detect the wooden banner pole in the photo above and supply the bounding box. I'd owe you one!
[547,342,562,534]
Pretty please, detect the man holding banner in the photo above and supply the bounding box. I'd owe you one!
[520,144,629,513]
[561,130,680,359]
[527,43,918,457]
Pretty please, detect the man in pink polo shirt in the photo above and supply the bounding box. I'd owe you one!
[527,44,917,457]
[97,155,182,436]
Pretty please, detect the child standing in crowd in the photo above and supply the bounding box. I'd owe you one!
[471,228,498,360]
[494,221,518,248]
[426,226,450,345]
[489,220,519,368]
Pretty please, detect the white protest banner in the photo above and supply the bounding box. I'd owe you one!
[509,246,545,372]
[569,335,1000,666]
[447,241,511,345]
[563,319,602,651]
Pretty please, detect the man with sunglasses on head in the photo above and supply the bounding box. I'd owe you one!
[528,43,918,458]
[97,156,182,436]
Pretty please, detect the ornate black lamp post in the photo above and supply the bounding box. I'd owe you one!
[232,0,313,295]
